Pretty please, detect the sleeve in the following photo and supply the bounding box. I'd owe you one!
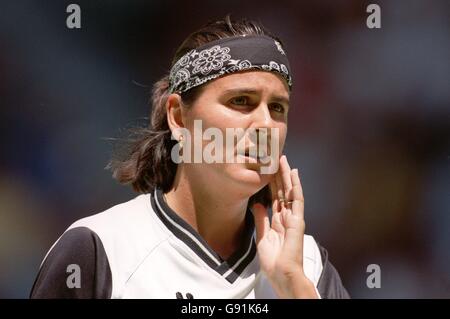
[316,243,351,299]
[30,227,112,299]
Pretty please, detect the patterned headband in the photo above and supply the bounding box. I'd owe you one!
[168,35,292,94]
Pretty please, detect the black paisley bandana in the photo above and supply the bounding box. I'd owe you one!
[168,35,292,94]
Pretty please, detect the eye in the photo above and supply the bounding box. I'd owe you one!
[269,103,286,113]
[229,96,249,106]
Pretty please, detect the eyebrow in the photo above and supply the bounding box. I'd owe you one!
[221,88,290,105]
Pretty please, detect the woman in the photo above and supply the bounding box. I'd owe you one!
[31,16,349,299]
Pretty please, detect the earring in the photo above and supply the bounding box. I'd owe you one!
[178,135,184,149]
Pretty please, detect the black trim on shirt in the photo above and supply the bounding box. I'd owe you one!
[316,243,350,299]
[30,227,112,299]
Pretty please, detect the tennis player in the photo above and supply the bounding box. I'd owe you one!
[30,16,350,299]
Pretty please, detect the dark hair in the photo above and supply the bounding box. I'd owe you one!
[108,16,284,207]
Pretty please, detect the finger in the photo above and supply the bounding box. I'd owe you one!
[279,169,306,266]
[275,162,284,207]
[282,222,305,264]
[290,169,304,220]
[269,178,279,213]
[271,210,285,234]
[280,155,293,198]
[251,203,270,244]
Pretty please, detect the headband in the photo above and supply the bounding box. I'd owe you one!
[168,35,292,94]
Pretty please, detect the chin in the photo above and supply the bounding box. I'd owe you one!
[226,163,271,194]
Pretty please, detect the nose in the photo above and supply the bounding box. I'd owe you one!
[248,103,276,148]
[249,102,275,130]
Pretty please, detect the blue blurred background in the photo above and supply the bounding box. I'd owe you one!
[0,0,449,298]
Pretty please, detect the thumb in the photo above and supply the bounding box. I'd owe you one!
[251,203,270,244]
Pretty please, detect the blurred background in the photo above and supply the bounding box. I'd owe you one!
[0,0,449,298]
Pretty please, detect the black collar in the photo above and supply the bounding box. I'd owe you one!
[150,188,256,284]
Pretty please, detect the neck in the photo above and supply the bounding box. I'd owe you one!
[165,165,249,260]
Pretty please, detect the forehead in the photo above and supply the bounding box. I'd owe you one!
[204,71,290,98]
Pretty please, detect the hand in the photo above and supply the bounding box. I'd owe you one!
[252,155,318,298]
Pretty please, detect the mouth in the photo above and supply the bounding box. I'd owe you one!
[236,147,270,163]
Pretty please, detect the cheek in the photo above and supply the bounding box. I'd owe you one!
[205,104,240,127]
[192,104,246,135]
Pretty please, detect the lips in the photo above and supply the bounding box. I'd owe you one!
[237,147,269,161]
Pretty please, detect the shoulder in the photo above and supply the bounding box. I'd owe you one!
[68,194,170,290]
[302,234,325,287]
[31,193,170,298]
[68,193,169,253]
[301,235,350,299]
[313,239,351,299]
[69,193,155,235]
[30,226,111,298]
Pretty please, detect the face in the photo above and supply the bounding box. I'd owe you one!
[174,71,289,198]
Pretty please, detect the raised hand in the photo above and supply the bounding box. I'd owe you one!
[252,155,318,298]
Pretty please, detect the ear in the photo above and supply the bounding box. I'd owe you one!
[166,93,185,139]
